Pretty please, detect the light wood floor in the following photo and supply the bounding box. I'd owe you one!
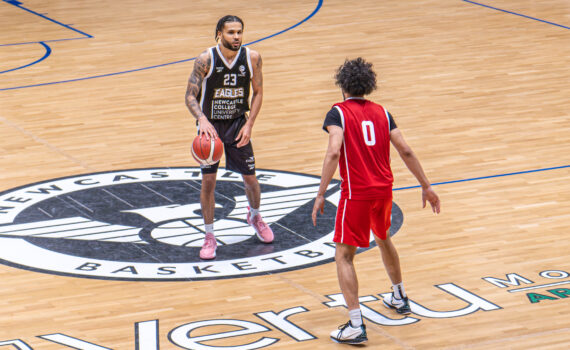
[1,0,569,349]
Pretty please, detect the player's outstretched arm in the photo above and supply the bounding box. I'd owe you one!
[236,50,263,147]
[390,128,441,214]
[185,50,217,140]
[312,125,343,226]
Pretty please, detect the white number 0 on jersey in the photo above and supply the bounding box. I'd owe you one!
[361,121,376,146]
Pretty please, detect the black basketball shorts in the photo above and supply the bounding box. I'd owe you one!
[198,116,256,175]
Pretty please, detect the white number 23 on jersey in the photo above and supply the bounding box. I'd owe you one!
[223,74,237,86]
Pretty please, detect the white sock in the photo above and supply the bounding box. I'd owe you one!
[393,282,406,299]
[249,207,260,217]
[205,224,214,234]
[348,309,362,327]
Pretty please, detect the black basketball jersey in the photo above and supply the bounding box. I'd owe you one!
[198,45,253,121]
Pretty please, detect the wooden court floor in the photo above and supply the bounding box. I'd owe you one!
[0,0,569,349]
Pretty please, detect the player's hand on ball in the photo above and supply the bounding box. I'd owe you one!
[191,134,223,166]
[198,116,217,140]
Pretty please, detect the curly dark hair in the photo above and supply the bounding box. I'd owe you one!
[215,15,244,40]
[335,57,377,96]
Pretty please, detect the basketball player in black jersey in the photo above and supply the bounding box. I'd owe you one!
[185,15,274,260]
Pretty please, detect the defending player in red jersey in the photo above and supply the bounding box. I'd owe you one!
[312,58,441,344]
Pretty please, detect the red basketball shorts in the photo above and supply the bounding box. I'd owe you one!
[334,197,392,248]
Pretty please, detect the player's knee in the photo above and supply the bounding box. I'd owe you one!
[242,175,259,190]
[335,246,355,263]
[201,176,217,192]
[374,234,389,248]
[335,253,353,264]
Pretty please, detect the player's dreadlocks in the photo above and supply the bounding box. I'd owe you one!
[215,15,244,40]
[335,57,377,96]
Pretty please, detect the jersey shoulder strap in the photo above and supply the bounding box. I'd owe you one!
[244,47,254,78]
[204,46,215,78]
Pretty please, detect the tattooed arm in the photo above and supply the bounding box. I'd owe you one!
[236,49,263,147]
[185,50,217,139]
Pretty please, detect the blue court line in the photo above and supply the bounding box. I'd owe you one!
[0,37,88,48]
[463,0,570,30]
[0,0,323,91]
[246,0,323,46]
[394,164,570,191]
[0,42,51,74]
[0,0,91,74]
[2,0,93,43]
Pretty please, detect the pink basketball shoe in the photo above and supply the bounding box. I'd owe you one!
[247,207,274,243]
[199,232,217,260]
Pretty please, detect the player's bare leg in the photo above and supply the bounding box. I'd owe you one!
[201,173,217,225]
[374,233,402,284]
[330,242,367,344]
[243,174,274,243]
[242,174,260,209]
[199,173,217,259]
[335,243,359,310]
[374,232,411,314]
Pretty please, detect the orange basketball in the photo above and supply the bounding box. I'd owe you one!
[191,135,223,165]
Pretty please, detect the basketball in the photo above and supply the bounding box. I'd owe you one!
[191,134,223,165]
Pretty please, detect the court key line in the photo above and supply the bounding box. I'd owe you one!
[0,42,52,74]
[0,0,92,74]
[1,0,93,46]
[0,0,323,91]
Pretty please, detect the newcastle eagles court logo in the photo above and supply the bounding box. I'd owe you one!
[0,168,403,281]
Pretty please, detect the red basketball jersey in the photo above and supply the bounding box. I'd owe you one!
[334,98,394,200]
